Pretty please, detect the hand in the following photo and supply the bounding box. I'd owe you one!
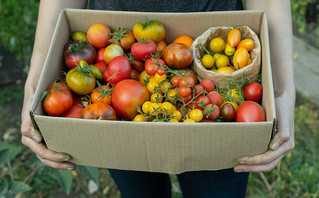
[234,96,295,172]
[21,91,75,170]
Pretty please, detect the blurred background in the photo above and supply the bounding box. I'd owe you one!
[0,0,318,197]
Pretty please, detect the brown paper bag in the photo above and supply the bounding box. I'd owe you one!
[191,26,261,89]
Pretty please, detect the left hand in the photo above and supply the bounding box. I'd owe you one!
[234,96,295,172]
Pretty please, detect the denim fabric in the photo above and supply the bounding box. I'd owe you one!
[109,168,249,198]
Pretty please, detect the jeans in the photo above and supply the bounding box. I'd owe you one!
[109,168,249,198]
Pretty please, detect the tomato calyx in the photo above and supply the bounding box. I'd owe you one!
[136,37,150,44]
[78,60,103,80]
[92,81,114,100]
[109,27,128,44]
[67,40,87,53]
[200,43,215,56]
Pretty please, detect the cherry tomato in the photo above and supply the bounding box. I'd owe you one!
[210,37,225,53]
[90,84,112,105]
[179,76,195,88]
[189,109,203,122]
[220,103,236,122]
[156,40,167,54]
[179,86,191,98]
[200,79,215,93]
[233,47,249,69]
[131,58,145,72]
[171,75,181,87]
[244,82,262,102]
[228,28,241,48]
[207,91,223,106]
[130,69,140,81]
[203,104,220,121]
[237,39,254,51]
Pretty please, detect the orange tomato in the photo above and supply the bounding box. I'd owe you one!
[156,40,167,54]
[216,67,235,74]
[237,39,254,51]
[227,28,241,48]
[173,35,194,48]
[90,84,112,105]
[233,47,249,69]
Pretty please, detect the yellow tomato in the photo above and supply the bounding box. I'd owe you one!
[149,103,161,116]
[150,92,163,103]
[71,31,88,43]
[224,43,235,56]
[159,81,172,93]
[216,67,235,74]
[133,20,165,43]
[183,118,196,123]
[169,118,179,122]
[237,39,254,51]
[142,101,152,114]
[227,89,241,104]
[173,35,194,48]
[132,114,145,122]
[201,54,215,69]
[147,80,159,93]
[167,89,180,102]
[233,47,249,69]
[161,102,174,115]
[189,109,203,122]
[172,110,182,121]
[209,37,226,53]
[215,55,230,68]
[154,73,166,83]
[139,70,151,85]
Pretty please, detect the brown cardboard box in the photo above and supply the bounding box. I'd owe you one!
[30,9,276,174]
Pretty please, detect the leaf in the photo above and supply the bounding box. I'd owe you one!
[8,181,31,194]
[76,165,99,185]
[27,154,42,167]
[0,142,22,162]
[50,169,73,195]
[0,179,8,196]
[0,149,9,164]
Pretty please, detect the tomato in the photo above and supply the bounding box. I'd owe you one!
[171,75,181,87]
[233,47,249,69]
[200,79,215,93]
[180,68,197,84]
[173,35,194,48]
[87,24,111,48]
[224,43,235,56]
[154,73,166,83]
[157,68,165,76]
[131,39,157,60]
[94,61,108,73]
[227,28,241,48]
[207,91,223,106]
[142,101,152,114]
[48,82,71,93]
[104,44,125,63]
[82,103,117,120]
[149,102,161,116]
[161,101,174,115]
[236,101,266,122]
[193,84,204,96]
[189,109,203,122]
[112,79,150,120]
[156,40,167,54]
[139,70,151,85]
[64,41,96,69]
[192,95,210,110]
[131,58,145,72]
[210,37,225,53]
[201,54,215,69]
[90,83,112,105]
[71,31,88,43]
[215,55,230,68]
[203,104,220,121]
[167,89,180,102]
[130,69,140,81]
[244,82,262,102]
[132,114,145,122]
[183,118,195,123]
[216,67,235,74]
[147,80,159,94]
[62,104,84,119]
[227,88,242,104]
[220,103,236,122]
[109,27,135,50]
[162,43,192,69]
[237,39,254,51]
[43,89,73,116]
[172,110,182,121]
[66,66,96,95]
[133,20,165,43]
[150,92,163,103]
[145,58,165,76]
[159,81,171,94]
[179,86,191,98]
[103,56,131,85]
[179,76,195,88]
[96,48,106,63]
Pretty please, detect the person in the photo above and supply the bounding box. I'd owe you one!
[20,0,295,197]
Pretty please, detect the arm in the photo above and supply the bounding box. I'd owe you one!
[234,0,295,172]
[21,0,88,170]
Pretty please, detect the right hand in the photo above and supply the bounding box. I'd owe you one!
[21,91,75,170]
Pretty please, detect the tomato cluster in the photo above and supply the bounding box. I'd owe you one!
[201,26,254,74]
[42,20,265,123]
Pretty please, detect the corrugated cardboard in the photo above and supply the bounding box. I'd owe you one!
[30,9,276,174]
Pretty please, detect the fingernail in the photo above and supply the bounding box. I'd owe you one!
[238,156,250,164]
[32,135,41,143]
[271,142,279,150]
[63,154,72,161]
[67,167,74,170]
[235,169,243,172]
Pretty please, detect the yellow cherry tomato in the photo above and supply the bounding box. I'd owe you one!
[216,67,235,74]
[215,55,230,68]
[210,37,226,53]
[71,31,88,43]
[149,103,161,116]
[139,70,151,85]
[172,110,182,121]
[224,43,235,56]
[169,118,179,122]
[213,53,221,61]
[233,47,249,69]
[237,39,254,51]
[161,102,174,115]
[183,118,196,123]
[154,73,166,83]
[159,81,172,93]
[147,80,159,93]
[167,89,180,102]
[150,93,163,103]
[201,54,215,69]
[142,101,152,114]
[189,109,203,122]
[132,114,145,122]
[227,89,241,104]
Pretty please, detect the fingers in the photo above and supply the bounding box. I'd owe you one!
[234,156,284,172]
[22,136,75,170]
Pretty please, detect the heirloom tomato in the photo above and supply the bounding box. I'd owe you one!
[103,56,131,85]
[156,40,167,54]
[94,61,108,73]
[130,69,140,81]
[112,79,150,120]
[173,35,194,48]
[43,89,73,116]
[220,103,236,122]
[133,20,165,43]
[48,82,71,93]
[131,58,145,72]
[66,65,96,95]
[62,103,84,119]
[90,83,112,105]
[207,91,223,106]
[237,39,254,51]
[210,37,225,53]
[96,48,106,62]
[64,41,96,69]
[162,43,192,69]
[109,27,135,50]
[131,39,157,60]
[236,101,266,122]
[200,79,215,93]
[203,104,220,121]
[82,103,117,120]
[104,44,124,63]
[87,23,111,48]
[244,82,262,102]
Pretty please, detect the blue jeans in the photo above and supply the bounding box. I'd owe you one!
[109,168,249,198]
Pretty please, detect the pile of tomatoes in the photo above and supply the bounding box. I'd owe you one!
[201,26,255,74]
[42,20,266,123]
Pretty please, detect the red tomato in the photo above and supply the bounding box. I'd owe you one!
[220,103,236,121]
[96,48,106,63]
[181,94,193,104]
[156,40,167,54]
[131,59,145,72]
[103,56,131,85]
[179,86,191,98]
[62,105,83,118]
[203,104,220,121]
[180,68,197,84]
[145,58,166,76]
[110,27,136,50]
[171,75,181,87]
[82,103,117,120]
[48,82,71,93]
[236,101,266,122]
[200,79,215,93]
[193,84,204,96]
[244,82,262,102]
[87,24,111,48]
[157,68,165,76]
[64,41,96,69]
[162,43,192,69]
[43,89,73,116]
[192,95,210,110]
[207,91,223,106]
[179,76,195,88]
[130,69,140,81]
[112,79,150,120]
[131,39,157,60]
[94,61,108,73]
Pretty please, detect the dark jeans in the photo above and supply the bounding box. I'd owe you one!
[109,168,249,198]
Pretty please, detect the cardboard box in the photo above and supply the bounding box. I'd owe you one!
[30,9,276,174]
